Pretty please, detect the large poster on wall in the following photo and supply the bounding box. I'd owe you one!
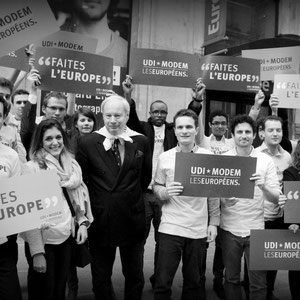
[46,0,131,128]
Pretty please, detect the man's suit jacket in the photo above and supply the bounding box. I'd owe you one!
[76,132,152,247]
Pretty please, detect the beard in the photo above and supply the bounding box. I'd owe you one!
[74,1,110,22]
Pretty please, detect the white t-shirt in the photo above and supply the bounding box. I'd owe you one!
[150,124,165,188]
[220,147,281,237]
[154,145,213,239]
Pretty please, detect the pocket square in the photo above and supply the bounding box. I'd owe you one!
[135,150,144,158]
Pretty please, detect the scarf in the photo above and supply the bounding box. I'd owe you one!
[96,126,141,151]
[35,149,93,223]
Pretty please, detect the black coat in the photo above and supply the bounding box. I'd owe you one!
[76,132,152,247]
[126,100,202,153]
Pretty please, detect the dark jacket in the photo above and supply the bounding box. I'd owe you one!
[76,132,152,246]
[126,100,202,153]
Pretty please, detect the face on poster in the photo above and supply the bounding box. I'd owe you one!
[46,0,131,126]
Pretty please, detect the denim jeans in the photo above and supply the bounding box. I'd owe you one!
[89,241,145,300]
[0,237,22,300]
[289,271,300,300]
[154,232,207,300]
[220,228,267,300]
[25,236,73,300]
[264,216,285,294]
[212,226,224,285]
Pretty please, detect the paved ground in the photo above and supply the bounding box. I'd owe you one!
[17,228,292,300]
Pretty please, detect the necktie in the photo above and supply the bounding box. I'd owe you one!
[112,139,122,168]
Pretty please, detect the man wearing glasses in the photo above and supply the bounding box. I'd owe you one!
[20,69,71,154]
[121,75,205,290]
[200,111,234,155]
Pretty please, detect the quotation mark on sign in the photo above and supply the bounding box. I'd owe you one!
[44,196,59,208]
[102,76,111,85]
[287,191,299,200]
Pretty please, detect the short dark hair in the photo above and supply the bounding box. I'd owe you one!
[0,95,10,117]
[43,91,68,108]
[11,89,29,104]
[30,119,71,162]
[261,115,283,130]
[230,114,256,135]
[173,109,198,128]
[72,107,97,132]
[0,77,13,94]
[150,100,168,112]
[209,110,229,124]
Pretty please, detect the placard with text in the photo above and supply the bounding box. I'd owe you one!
[283,181,300,223]
[35,30,98,54]
[174,153,256,198]
[0,45,29,71]
[242,46,300,81]
[273,74,300,109]
[250,230,300,270]
[0,170,64,237]
[35,47,113,95]
[0,0,59,58]
[199,55,260,93]
[129,48,201,88]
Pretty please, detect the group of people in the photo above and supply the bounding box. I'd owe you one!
[0,65,300,300]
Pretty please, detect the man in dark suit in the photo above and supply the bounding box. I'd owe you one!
[76,95,152,300]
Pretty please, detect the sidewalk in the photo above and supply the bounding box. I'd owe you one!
[17,228,291,300]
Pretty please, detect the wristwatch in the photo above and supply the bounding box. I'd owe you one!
[80,221,89,227]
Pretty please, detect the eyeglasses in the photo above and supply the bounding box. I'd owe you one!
[46,106,66,112]
[211,122,227,127]
[151,110,168,116]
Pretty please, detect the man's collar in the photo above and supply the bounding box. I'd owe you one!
[209,134,226,142]
[176,143,199,153]
[260,141,282,156]
[233,146,255,156]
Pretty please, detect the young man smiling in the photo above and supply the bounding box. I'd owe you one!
[220,114,280,300]
[153,109,219,300]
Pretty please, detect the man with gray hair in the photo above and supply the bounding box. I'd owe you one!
[76,95,152,300]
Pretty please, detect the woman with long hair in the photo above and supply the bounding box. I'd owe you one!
[282,139,300,300]
[21,118,92,300]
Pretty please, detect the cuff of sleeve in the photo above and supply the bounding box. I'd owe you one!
[77,217,90,229]
[209,216,220,226]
